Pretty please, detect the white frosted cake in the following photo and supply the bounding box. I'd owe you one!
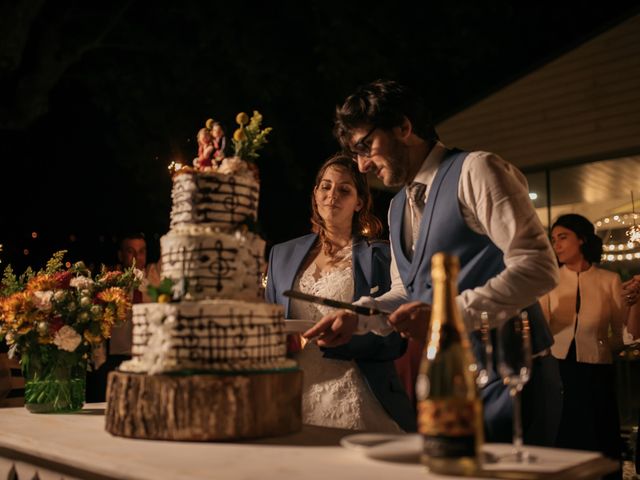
[160,226,265,301]
[126,300,287,374]
[121,142,293,374]
[170,163,259,229]
[107,113,301,442]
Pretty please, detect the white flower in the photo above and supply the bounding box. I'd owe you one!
[33,291,54,312]
[133,268,144,283]
[80,296,92,307]
[53,326,82,352]
[70,276,94,290]
[53,290,66,302]
[218,156,248,175]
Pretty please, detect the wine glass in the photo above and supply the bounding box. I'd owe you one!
[474,311,494,388]
[496,311,533,462]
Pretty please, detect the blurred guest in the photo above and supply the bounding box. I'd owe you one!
[86,233,160,402]
[540,214,625,477]
[623,274,640,476]
[623,274,640,339]
[109,233,160,355]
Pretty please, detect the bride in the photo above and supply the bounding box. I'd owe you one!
[265,154,415,432]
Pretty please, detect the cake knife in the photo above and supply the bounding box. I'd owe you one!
[283,290,391,316]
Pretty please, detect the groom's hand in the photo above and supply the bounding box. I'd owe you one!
[388,301,431,341]
[302,310,358,347]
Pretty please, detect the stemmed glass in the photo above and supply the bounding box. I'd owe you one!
[496,311,533,462]
[474,311,494,388]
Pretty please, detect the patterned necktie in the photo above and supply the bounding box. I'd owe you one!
[407,182,427,253]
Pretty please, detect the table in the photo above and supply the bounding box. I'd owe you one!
[0,404,618,480]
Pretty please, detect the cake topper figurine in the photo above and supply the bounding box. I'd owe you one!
[193,125,215,169]
[190,112,271,173]
[210,120,227,164]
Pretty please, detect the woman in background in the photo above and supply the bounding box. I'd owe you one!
[266,154,414,432]
[540,214,625,476]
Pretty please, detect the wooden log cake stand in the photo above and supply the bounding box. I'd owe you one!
[105,369,303,441]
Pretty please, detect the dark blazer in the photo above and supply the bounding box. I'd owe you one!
[265,233,417,432]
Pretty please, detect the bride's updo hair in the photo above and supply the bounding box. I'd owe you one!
[310,153,383,255]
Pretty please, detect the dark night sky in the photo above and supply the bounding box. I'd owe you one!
[1,1,638,273]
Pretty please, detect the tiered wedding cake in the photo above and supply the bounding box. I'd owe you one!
[105,112,302,441]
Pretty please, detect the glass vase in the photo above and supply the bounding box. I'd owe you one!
[21,347,87,413]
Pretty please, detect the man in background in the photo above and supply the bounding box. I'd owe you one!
[86,233,160,402]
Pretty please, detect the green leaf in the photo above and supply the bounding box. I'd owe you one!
[1,264,20,296]
[147,277,175,302]
[43,250,68,275]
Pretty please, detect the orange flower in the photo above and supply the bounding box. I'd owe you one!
[0,292,31,327]
[25,274,57,292]
[98,271,123,287]
[97,288,131,324]
[96,287,127,304]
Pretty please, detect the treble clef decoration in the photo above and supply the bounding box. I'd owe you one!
[222,176,241,224]
[209,240,231,292]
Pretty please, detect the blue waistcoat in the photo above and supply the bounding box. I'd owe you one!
[389,149,554,440]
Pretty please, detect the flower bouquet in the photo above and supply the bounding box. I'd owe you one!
[0,251,140,413]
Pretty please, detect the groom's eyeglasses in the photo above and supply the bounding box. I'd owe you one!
[347,126,378,159]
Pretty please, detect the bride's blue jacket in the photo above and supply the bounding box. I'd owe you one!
[265,233,417,432]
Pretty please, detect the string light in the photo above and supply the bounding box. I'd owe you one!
[596,207,640,264]
[602,252,640,263]
[626,191,640,245]
[595,213,639,228]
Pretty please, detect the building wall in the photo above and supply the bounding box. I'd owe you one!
[437,15,640,170]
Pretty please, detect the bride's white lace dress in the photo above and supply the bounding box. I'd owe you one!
[289,247,402,432]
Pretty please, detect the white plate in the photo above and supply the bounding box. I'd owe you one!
[340,433,422,463]
[283,319,316,334]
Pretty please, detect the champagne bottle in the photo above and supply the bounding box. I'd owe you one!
[416,252,483,475]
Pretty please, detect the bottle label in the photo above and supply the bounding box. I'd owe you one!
[418,398,480,458]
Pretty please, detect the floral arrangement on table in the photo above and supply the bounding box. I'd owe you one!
[0,250,141,412]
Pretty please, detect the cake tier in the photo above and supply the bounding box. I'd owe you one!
[170,168,259,230]
[160,227,265,301]
[120,300,294,374]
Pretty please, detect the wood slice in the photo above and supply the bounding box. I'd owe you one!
[105,370,302,441]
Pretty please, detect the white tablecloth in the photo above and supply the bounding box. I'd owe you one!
[0,404,617,480]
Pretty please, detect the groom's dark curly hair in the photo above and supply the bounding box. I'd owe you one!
[334,79,438,152]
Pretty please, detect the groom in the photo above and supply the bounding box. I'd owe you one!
[305,79,562,445]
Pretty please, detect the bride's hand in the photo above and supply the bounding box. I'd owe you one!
[302,310,358,347]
